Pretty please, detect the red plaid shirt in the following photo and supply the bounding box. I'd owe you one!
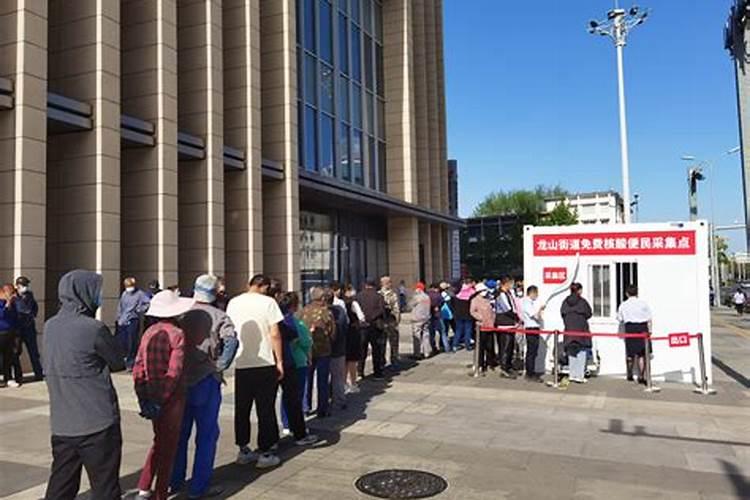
[133,321,185,405]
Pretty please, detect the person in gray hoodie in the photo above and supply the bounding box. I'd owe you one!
[44,269,126,500]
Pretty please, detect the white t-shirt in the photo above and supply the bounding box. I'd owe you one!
[226,292,284,369]
[616,297,652,324]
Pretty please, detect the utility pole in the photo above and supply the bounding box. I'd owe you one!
[589,5,650,224]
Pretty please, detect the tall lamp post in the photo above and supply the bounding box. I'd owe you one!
[589,5,650,224]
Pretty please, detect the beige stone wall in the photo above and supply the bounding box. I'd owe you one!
[46,0,121,323]
[223,0,263,295]
[0,2,47,319]
[387,216,419,289]
[177,0,225,292]
[382,0,417,204]
[260,0,300,291]
[121,0,179,289]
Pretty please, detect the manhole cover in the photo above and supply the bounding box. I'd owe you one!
[355,469,448,499]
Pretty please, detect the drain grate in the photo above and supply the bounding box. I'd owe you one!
[355,469,448,499]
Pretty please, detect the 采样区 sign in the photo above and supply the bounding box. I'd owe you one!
[543,267,567,284]
[533,230,696,257]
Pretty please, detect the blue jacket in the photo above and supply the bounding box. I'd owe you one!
[14,291,38,331]
[0,299,17,332]
[116,288,151,326]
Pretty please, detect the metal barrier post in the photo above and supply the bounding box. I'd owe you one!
[547,330,560,388]
[472,324,480,378]
[693,333,716,395]
[643,334,660,393]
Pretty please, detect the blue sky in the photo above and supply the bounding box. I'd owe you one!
[444,0,747,252]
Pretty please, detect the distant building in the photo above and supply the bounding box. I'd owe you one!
[544,191,625,225]
[725,0,750,250]
[461,214,523,279]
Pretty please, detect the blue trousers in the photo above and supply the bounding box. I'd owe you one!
[281,366,307,430]
[305,356,330,415]
[116,319,140,368]
[170,375,221,497]
[19,326,43,379]
[430,317,450,353]
[452,319,474,351]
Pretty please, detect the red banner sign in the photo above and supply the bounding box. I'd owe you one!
[533,230,696,256]
[668,333,691,348]
[543,267,567,284]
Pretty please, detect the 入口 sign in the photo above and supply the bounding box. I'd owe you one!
[533,230,696,257]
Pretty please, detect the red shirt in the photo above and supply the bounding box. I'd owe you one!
[133,321,185,405]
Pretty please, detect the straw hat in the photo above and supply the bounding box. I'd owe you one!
[146,290,195,318]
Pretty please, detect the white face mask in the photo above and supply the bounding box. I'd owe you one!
[17,286,28,294]
[125,287,135,293]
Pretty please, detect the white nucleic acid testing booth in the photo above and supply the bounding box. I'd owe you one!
[523,221,711,384]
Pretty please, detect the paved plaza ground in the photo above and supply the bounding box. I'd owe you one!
[0,308,748,499]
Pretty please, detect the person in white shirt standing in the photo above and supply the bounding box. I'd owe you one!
[227,274,285,469]
[616,286,653,385]
[732,289,747,316]
[521,286,545,383]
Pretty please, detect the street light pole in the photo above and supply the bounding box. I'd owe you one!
[589,5,650,224]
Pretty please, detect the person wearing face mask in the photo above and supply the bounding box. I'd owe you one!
[116,277,151,370]
[14,276,44,381]
[44,270,126,499]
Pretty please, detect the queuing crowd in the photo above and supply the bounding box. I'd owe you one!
[0,269,656,499]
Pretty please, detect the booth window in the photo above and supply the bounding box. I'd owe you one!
[591,264,611,317]
[616,262,639,307]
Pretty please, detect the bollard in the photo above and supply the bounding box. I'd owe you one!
[472,324,481,378]
[693,333,716,395]
[643,334,660,393]
[547,330,560,388]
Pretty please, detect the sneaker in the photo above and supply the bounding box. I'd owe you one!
[256,453,281,469]
[236,447,258,465]
[345,384,360,394]
[7,381,20,388]
[499,369,516,380]
[280,428,292,438]
[570,377,587,384]
[295,433,319,446]
[135,490,152,500]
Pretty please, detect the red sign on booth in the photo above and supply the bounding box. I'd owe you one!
[543,267,567,284]
[533,230,697,257]
[668,333,691,348]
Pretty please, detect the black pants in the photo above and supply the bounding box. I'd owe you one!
[279,364,307,440]
[0,330,22,384]
[45,423,122,500]
[498,331,516,372]
[234,366,279,452]
[525,329,541,376]
[358,327,385,377]
[478,331,497,371]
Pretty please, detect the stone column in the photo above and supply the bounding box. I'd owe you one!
[223,0,263,294]
[177,0,225,291]
[411,0,429,209]
[387,216,419,290]
[424,0,441,212]
[121,0,179,289]
[260,0,300,290]
[382,0,417,204]
[435,0,449,214]
[0,2,48,317]
[419,221,433,284]
[46,0,121,323]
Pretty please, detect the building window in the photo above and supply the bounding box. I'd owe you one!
[616,262,638,308]
[297,0,384,191]
[304,106,318,172]
[591,264,611,317]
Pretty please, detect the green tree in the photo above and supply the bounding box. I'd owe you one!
[715,235,729,267]
[472,185,568,223]
[541,202,578,226]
